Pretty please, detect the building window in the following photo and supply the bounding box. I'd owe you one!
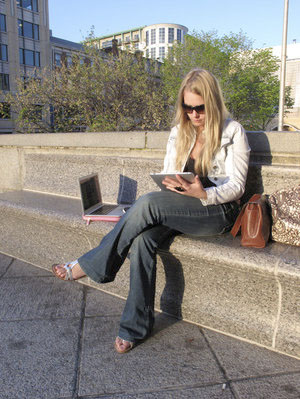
[17,0,38,12]
[168,27,174,43]
[18,20,39,40]
[66,55,72,67]
[177,29,182,42]
[151,29,156,45]
[159,28,165,43]
[0,73,9,90]
[133,34,139,41]
[146,49,149,58]
[0,44,8,61]
[19,48,40,66]
[56,53,73,68]
[0,103,10,119]
[54,53,61,67]
[159,47,165,61]
[0,14,6,32]
[146,31,149,46]
[102,40,112,49]
[150,47,156,59]
[134,42,139,50]
[33,24,39,39]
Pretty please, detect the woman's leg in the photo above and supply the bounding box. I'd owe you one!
[77,191,238,282]
[118,225,177,343]
[75,191,238,341]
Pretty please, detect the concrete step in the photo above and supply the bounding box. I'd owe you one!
[0,190,299,359]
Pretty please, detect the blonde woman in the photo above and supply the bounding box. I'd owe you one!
[52,69,250,354]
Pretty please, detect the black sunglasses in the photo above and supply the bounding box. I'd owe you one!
[182,103,205,114]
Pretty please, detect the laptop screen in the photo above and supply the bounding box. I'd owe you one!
[81,176,101,211]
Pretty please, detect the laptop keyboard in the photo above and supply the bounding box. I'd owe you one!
[90,204,117,215]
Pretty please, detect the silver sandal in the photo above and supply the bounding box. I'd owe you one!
[52,260,79,281]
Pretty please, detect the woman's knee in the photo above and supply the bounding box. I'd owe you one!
[131,192,160,217]
[131,228,159,253]
[136,192,159,207]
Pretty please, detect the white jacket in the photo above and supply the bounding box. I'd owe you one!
[162,119,251,205]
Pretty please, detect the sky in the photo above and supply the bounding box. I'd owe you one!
[49,0,300,49]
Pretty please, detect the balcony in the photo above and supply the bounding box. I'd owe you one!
[102,40,113,49]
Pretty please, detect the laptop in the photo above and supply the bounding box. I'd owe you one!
[79,173,130,224]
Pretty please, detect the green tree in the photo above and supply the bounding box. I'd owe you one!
[161,30,252,104]
[161,31,294,130]
[223,48,294,130]
[3,48,168,133]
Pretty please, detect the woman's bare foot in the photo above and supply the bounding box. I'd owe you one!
[114,337,134,354]
[52,260,86,281]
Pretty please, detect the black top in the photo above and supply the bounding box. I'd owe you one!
[184,158,216,189]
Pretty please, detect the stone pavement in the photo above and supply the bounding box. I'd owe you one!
[0,253,299,399]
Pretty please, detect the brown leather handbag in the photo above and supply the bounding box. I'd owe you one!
[231,194,271,248]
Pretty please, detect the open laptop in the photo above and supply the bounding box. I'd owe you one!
[79,173,130,224]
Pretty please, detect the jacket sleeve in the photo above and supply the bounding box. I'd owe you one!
[201,122,250,205]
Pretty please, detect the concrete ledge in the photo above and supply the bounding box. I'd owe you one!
[0,131,148,149]
[0,190,299,358]
[0,131,299,156]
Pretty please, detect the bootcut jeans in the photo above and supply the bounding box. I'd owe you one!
[78,190,240,343]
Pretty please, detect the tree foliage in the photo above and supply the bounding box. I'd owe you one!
[161,31,294,130]
[2,30,294,132]
[4,49,169,133]
[223,49,294,130]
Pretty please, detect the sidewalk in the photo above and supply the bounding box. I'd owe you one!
[0,253,299,399]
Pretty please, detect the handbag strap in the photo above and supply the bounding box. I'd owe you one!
[248,193,262,203]
[231,204,246,237]
[230,194,262,237]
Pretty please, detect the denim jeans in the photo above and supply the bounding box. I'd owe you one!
[78,191,240,343]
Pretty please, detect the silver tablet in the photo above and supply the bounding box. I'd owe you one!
[150,172,195,191]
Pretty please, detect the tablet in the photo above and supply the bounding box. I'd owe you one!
[150,172,195,191]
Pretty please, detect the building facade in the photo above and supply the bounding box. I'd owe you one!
[50,35,83,68]
[267,43,300,131]
[0,0,50,133]
[90,23,188,62]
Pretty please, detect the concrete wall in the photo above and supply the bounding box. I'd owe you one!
[0,130,299,195]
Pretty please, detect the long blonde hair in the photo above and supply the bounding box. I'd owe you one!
[174,69,229,175]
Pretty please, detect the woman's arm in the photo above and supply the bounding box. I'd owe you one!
[163,121,250,205]
[202,122,250,205]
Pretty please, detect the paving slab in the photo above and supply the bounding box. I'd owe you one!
[0,252,13,276]
[1,252,300,399]
[78,315,225,397]
[91,384,235,398]
[202,329,300,379]
[0,318,80,399]
[85,286,125,317]
[0,274,84,321]
[232,373,300,399]
[3,257,51,277]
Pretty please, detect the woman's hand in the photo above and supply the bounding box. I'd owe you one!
[162,174,207,200]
